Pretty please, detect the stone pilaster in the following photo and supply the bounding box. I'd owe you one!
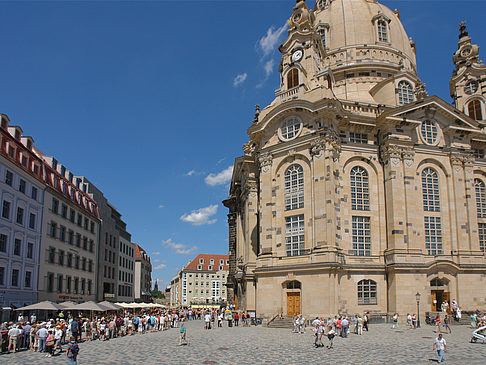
[257,152,273,256]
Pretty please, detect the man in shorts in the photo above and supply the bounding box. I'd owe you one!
[178,321,187,346]
[7,324,22,353]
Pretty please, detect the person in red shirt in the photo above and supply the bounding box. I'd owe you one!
[234,313,239,327]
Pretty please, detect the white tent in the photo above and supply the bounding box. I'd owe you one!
[16,301,65,311]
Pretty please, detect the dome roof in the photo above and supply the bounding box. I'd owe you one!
[313,0,416,73]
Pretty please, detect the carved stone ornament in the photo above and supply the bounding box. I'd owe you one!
[450,152,474,169]
[381,144,402,166]
[401,147,415,167]
[258,152,273,173]
[242,141,256,156]
[310,137,326,159]
[415,82,428,101]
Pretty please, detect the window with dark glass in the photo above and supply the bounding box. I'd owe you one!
[287,68,299,89]
[11,269,19,287]
[0,234,7,252]
[27,242,34,259]
[52,198,59,214]
[29,213,36,229]
[13,238,21,256]
[16,207,24,224]
[5,170,13,186]
[358,279,377,305]
[67,253,73,268]
[50,222,57,238]
[48,247,56,263]
[0,267,4,285]
[31,186,38,200]
[19,179,26,193]
[468,100,483,121]
[47,273,54,292]
[25,271,32,287]
[2,200,10,219]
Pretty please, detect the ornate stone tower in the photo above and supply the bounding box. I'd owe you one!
[450,22,486,121]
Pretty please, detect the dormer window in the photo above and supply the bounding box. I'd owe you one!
[210,259,214,264]
[199,258,204,264]
[197,265,202,270]
[397,80,414,105]
[377,20,388,42]
[287,69,299,89]
[468,100,483,121]
[208,265,212,270]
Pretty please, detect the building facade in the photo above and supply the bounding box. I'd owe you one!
[169,269,182,307]
[224,0,486,319]
[38,156,99,303]
[180,254,229,307]
[134,243,152,302]
[0,116,45,309]
[78,177,134,302]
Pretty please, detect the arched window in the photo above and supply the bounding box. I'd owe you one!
[286,280,301,289]
[430,278,446,287]
[285,164,304,210]
[474,178,486,218]
[422,168,440,212]
[357,279,377,305]
[287,69,299,89]
[397,81,414,105]
[351,166,369,211]
[468,100,483,121]
[377,20,388,42]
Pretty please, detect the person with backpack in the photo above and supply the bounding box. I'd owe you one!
[66,336,79,365]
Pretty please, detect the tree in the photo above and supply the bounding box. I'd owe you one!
[151,289,165,299]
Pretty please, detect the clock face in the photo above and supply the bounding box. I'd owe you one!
[461,47,472,57]
[292,50,303,62]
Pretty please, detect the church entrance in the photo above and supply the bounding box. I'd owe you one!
[287,292,300,317]
[430,278,451,313]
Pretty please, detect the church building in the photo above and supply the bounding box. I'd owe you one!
[224,0,486,319]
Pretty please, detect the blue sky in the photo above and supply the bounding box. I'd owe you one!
[0,0,484,290]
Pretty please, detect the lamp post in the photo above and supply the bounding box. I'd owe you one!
[416,292,421,328]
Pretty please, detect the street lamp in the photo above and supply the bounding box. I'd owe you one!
[416,292,421,328]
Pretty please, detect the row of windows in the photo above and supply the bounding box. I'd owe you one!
[51,197,95,234]
[0,234,36,259]
[120,241,134,257]
[119,255,134,270]
[46,273,92,295]
[47,247,93,272]
[198,258,227,265]
[118,284,132,297]
[196,264,225,271]
[2,200,38,230]
[0,266,33,288]
[49,221,94,253]
[185,273,226,280]
[118,270,133,284]
[3,169,39,201]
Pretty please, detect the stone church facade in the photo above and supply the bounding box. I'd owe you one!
[224,0,486,319]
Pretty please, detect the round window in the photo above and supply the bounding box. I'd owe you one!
[465,80,479,95]
[279,118,303,141]
[420,120,439,145]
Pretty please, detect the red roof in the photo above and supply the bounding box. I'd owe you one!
[133,243,148,260]
[185,254,229,272]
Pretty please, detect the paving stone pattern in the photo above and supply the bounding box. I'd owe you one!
[0,321,485,364]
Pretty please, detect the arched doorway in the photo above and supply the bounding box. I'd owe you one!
[430,277,450,313]
[284,280,301,317]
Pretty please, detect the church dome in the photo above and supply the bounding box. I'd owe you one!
[313,0,417,74]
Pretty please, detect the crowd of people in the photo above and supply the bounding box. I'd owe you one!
[290,313,370,348]
[470,310,486,328]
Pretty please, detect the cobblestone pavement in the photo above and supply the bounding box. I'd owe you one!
[0,320,485,364]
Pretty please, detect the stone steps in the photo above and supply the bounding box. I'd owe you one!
[267,318,294,328]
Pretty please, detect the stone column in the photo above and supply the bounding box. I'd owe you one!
[223,197,238,306]
[381,143,408,256]
[257,152,273,258]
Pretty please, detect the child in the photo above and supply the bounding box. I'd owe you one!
[178,321,187,346]
[66,336,79,365]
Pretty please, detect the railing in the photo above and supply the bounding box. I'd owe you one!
[275,85,302,101]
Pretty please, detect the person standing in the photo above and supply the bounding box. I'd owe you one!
[204,312,211,330]
[357,315,363,335]
[37,325,48,353]
[22,322,32,349]
[70,318,80,343]
[391,313,398,329]
[443,315,452,334]
[227,312,233,327]
[433,333,447,363]
[66,336,79,365]
[7,324,22,353]
[327,326,335,349]
[234,312,239,327]
[341,317,349,338]
[363,313,369,332]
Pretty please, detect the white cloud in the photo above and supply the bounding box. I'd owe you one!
[264,59,274,77]
[162,238,198,255]
[233,72,247,87]
[154,264,167,270]
[158,204,164,209]
[152,252,161,255]
[205,166,233,186]
[185,169,196,176]
[258,24,287,57]
[153,258,161,263]
[180,205,218,226]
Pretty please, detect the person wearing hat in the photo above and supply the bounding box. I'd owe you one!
[54,325,63,353]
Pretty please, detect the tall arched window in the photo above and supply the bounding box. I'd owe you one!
[285,164,304,210]
[351,166,369,211]
[377,20,388,42]
[287,69,299,89]
[357,279,377,305]
[468,100,483,121]
[422,168,440,212]
[474,178,486,218]
[397,81,414,105]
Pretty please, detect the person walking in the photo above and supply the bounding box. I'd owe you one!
[66,336,79,365]
[327,326,335,349]
[433,333,447,363]
[443,315,452,334]
[391,313,398,329]
[178,321,188,346]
